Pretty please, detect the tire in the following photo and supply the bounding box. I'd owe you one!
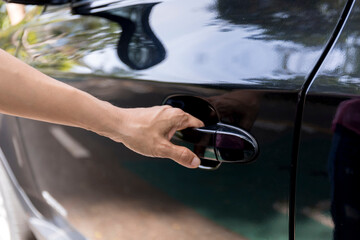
[0,161,36,240]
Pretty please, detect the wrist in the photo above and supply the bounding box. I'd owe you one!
[98,101,127,143]
[80,98,126,143]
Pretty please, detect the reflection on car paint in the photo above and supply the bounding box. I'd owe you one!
[19,0,346,88]
[329,99,360,240]
[0,0,357,240]
[295,1,360,238]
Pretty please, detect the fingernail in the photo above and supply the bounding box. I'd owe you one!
[191,157,201,168]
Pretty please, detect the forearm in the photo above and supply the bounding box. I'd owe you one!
[0,49,121,137]
[0,48,203,168]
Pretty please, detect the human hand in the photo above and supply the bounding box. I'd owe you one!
[0,49,203,168]
[111,105,204,168]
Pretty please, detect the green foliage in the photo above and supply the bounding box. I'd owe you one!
[26,30,37,44]
[0,2,11,31]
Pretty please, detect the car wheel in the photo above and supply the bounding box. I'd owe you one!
[0,161,36,240]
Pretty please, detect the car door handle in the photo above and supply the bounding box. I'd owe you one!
[171,122,259,170]
[164,95,259,170]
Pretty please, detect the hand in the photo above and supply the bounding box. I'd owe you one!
[112,105,204,168]
[0,49,204,168]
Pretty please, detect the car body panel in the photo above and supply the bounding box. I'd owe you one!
[296,1,360,239]
[18,0,346,88]
[0,0,352,239]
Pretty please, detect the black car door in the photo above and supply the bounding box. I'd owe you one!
[2,0,350,239]
[296,1,359,239]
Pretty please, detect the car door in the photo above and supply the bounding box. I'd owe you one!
[3,0,350,239]
[296,1,359,239]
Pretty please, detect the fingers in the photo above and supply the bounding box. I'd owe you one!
[164,108,203,168]
[166,108,204,141]
[159,141,201,169]
[170,108,204,130]
[184,113,204,129]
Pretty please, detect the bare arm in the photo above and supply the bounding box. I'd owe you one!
[0,49,203,168]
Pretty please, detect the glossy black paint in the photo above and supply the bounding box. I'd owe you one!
[0,0,354,239]
[16,0,346,88]
[4,0,69,4]
[289,1,355,239]
[91,3,166,70]
[296,1,360,239]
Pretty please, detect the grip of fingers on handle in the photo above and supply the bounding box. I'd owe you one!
[171,126,220,170]
[171,123,259,170]
[164,95,259,170]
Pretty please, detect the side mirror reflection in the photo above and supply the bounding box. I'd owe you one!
[74,3,166,70]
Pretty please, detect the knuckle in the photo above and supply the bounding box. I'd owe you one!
[178,148,192,165]
[178,114,190,127]
[172,108,184,115]
[162,105,172,110]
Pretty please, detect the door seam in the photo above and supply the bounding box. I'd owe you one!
[288,1,356,239]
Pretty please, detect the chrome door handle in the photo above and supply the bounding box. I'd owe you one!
[171,122,259,170]
[164,95,259,170]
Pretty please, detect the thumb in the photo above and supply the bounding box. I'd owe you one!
[161,141,201,168]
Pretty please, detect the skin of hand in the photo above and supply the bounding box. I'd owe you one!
[111,106,204,168]
[0,49,203,168]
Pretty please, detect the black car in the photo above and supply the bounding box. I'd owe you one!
[0,0,359,239]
